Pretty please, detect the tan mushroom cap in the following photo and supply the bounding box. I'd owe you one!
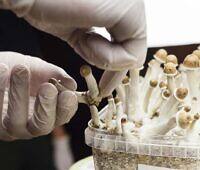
[159,81,167,89]
[175,87,188,100]
[166,55,178,65]
[154,49,168,63]
[150,80,158,87]
[162,89,171,98]
[193,50,200,59]
[80,65,92,77]
[164,62,177,75]
[183,54,200,69]
[178,111,192,129]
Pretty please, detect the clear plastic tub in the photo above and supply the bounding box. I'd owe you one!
[85,120,200,170]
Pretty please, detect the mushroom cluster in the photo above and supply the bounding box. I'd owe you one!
[50,48,200,144]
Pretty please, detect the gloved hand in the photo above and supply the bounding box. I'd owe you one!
[0,52,78,141]
[0,0,147,97]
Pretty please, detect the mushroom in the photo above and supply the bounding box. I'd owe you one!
[159,87,188,121]
[49,78,88,104]
[129,67,143,121]
[164,62,177,93]
[142,49,167,100]
[166,54,178,66]
[185,113,200,143]
[115,84,125,109]
[80,65,100,105]
[143,80,158,113]
[122,76,131,116]
[115,97,126,134]
[192,50,200,59]
[140,116,177,139]
[176,110,193,129]
[182,54,200,99]
[121,118,138,141]
[105,95,116,130]
[148,81,168,118]
[89,105,102,128]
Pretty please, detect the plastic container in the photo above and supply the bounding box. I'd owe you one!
[85,109,200,170]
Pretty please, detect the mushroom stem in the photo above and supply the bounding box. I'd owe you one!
[129,68,141,121]
[115,84,125,109]
[121,119,137,140]
[49,78,88,104]
[80,65,100,103]
[115,98,126,134]
[140,116,177,139]
[160,88,188,121]
[122,77,131,116]
[149,83,168,118]
[89,105,101,128]
[105,95,116,130]
[143,80,158,113]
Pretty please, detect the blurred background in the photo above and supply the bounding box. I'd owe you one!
[0,10,198,170]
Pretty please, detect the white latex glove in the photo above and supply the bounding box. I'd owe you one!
[0,52,78,141]
[0,0,147,97]
[53,136,74,170]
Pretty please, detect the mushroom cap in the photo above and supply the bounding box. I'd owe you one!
[162,89,171,98]
[122,76,130,84]
[80,65,92,77]
[175,87,188,100]
[193,50,200,59]
[194,113,200,120]
[150,80,158,87]
[159,81,167,89]
[154,49,168,63]
[166,54,178,65]
[178,111,192,129]
[183,54,200,69]
[121,118,127,124]
[184,106,191,112]
[164,62,177,75]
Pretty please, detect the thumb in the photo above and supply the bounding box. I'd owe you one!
[28,56,77,96]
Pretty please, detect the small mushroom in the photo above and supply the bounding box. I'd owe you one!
[80,65,100,104]
[143,80,158,113]
[164,62,177,93]
[166,54,178,66]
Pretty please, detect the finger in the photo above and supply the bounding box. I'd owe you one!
[3,65,32,139]
[71,31,146,71]
[55,90,78,127]
[28,57,77,96]
[27,83,58,136]
[99,70,128,98]
[0,63,15,141]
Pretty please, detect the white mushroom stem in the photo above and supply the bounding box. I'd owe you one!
[115,100,126,134]
[129,68,141,121]
[186,70,199,99]
[140,116,177,139]
[49,78,88,104]
[121,119,138,141]
[149,88,168,119]
[115,85,125,108]
[143,80,158,113]
[89,105,101,128]
[186,114,200,143]
[142,60,163,99]
[167,75,176,94]
[160,88,188,121]
[123,80,131,116]
[80,65,99,100]
[105,96,116,129]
